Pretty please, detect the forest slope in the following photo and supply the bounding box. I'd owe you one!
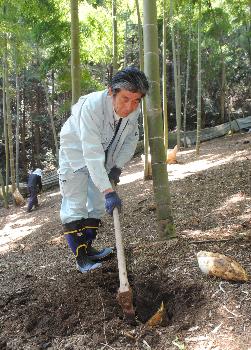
[0,132,251,350]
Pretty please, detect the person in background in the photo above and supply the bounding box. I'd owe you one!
[27,168,42,212]
[58,66,149,273]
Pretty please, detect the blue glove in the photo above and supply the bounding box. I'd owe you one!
[105,191,122,215]
[108,167,122,185]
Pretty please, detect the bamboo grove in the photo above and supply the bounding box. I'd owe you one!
[0,0,250,236]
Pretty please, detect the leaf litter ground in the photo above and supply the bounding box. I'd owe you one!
[0,132,251,350]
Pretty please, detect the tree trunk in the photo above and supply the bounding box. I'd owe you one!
[143,0,176,239]
[70,0,81,105]
[112,0,118,74]
[196,0,202,156]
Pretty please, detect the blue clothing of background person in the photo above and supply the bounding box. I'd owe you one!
[27,168,42,212]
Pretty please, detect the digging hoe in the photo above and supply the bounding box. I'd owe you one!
[112,205,136,324]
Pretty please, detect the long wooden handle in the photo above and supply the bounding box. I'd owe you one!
[113,207,130,293]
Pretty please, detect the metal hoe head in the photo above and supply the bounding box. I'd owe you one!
[117,287,136,325]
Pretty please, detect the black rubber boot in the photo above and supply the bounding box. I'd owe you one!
[85,221,113,261]
[76,253,102,273]
[87,243,113,261]
[63,218,103,273]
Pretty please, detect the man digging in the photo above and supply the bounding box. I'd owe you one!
[58,67,149,273]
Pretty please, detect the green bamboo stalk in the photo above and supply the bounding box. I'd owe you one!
[163,0,168,154]
[112,0,118,74]
[70,0,81,105]
[0,169,8,208]
[136,0,151,179]
[183,25,191,148]
[123,17,128,68]
[196,0,202,156]
[143,0,176,239]
[2,58,9,199]
[170,0,181,150]
[14,46,20,188]
[4,35,17,203]
[220,57,226,123]
[42,79,59,163]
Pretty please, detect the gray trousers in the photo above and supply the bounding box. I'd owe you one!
[58,167,105,224]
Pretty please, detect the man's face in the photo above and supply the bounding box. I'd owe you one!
[109,88,143,118]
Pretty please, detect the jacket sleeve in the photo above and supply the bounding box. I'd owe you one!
[115,122,139,170]
[79,104,111,193]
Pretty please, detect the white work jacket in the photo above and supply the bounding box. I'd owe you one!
[59,90,140,193]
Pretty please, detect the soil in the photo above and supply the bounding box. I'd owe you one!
[0,132,251,350]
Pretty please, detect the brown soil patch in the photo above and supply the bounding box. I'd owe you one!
[0,132,251,350]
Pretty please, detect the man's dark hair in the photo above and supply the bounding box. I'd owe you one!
[110,66,149,97]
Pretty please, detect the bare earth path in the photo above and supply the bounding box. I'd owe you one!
[0,132,251,350]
